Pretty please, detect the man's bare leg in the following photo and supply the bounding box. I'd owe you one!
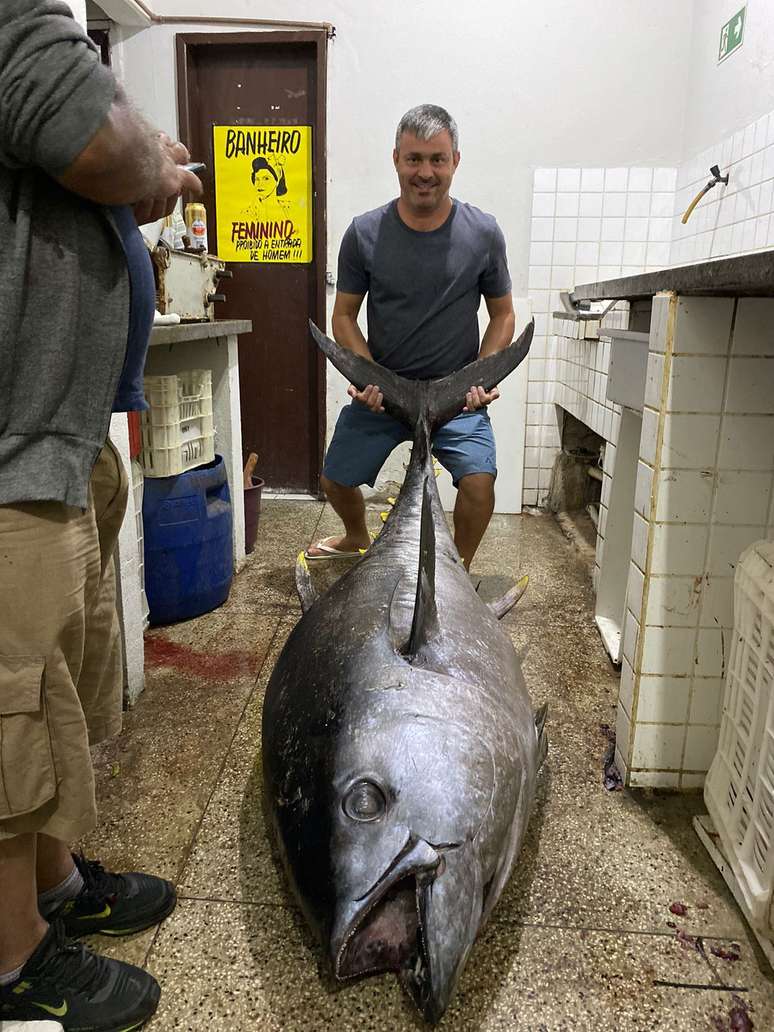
[0,833,48,975]
[453,472,495,568]
[306,474,372,556]
[36,833,77,893]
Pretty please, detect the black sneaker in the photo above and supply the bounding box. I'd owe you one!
[0,920,160,1032]
[52,853,177,938]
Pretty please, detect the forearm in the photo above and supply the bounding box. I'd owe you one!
[479,311,516,358]
[55,88,165,205]
[0,3,165,202]
[332,313,374,362]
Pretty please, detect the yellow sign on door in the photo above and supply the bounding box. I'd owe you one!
[212,125,313,263]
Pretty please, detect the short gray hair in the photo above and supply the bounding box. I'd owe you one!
[395,104,459,152]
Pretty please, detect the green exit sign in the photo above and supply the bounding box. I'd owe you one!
[718,6,746,63]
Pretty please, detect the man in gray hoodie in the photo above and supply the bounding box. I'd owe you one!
[0,3,202,1029]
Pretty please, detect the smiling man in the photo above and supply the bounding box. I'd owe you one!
[306,104,515,568]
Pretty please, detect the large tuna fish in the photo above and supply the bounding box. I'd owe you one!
[262,320,546,1024]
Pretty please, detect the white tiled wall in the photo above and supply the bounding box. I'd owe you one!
[526,166,675,507]
[671,108,774,266]
[551,309,628,596]
[615,295,774,791]
[527,104,774,512]
[526,115,774,792]
[552,310,628,442]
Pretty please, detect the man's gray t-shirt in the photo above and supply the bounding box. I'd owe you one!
[337,199,511,379]
[0,0,131,508]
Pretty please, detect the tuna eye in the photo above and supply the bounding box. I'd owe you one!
[343,780,386,822]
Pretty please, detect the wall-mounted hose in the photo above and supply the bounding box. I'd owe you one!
[681,165,729,224]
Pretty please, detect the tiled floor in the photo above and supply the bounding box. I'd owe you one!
[80,500,773,1031]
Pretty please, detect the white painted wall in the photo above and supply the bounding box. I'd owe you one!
[87,0,151,25]
[122,0,694,298]
[681,0,774,160]
[109,1,694,501]
[67,0,88,26]
[669,0,774,268]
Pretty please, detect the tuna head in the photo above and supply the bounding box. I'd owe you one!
[328,707,497,1024]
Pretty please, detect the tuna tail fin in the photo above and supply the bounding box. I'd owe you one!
[427,319,534,427]
[308,318,534,431]
[308,321,422,427]
[534,702,549,768]
[404,470,439,660]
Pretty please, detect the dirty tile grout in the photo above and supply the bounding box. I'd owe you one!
[167,615,287,883]
[129,614,291,970]
[86,501,774,1029]
[133,503,330,972]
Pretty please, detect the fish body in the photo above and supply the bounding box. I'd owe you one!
[262,321,544,1022]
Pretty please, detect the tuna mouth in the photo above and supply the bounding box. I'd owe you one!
[336,874,428,982]
[334,838,470,1023]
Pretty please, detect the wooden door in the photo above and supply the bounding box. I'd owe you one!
[177,32,327,494]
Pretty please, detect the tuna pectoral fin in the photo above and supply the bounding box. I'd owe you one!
[409,841,483,1024]
[488,574,529,619]
[404,476,439,659]
[428,319,534,428]
[309,321,421,427]
[294,551,318,612]
[535,703,549,767]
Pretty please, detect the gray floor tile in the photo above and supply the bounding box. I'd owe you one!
[84,611,283,883]
[145,899,746,1032]
[235,497,325,611]
[176,618,295,905]
[83,503,774,1030]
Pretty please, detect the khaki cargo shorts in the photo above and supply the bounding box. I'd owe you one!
[0,441,128,842]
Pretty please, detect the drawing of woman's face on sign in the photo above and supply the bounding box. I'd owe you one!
[253,168,276,201]
[213,124,312,262]
[251,156,287,203]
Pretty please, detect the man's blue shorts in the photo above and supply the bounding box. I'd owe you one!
[322,402,497,488]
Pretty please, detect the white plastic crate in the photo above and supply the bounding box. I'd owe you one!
[704,539,774,939]
[140,370,215,477]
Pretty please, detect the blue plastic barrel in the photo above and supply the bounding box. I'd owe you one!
[142,455,234,625]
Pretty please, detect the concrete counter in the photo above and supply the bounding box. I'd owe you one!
[149,319,253,347]
[570,248,774,303]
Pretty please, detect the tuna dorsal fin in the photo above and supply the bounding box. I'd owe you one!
[404,476,439,659]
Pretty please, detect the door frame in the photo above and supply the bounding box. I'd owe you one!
[175,30,328,495]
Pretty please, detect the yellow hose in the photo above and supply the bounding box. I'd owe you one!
[681,184,712,224]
